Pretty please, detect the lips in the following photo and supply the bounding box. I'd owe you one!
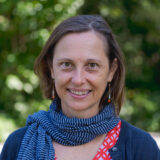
[67,89,91,96]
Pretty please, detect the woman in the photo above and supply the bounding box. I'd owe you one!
[1,15,160,160]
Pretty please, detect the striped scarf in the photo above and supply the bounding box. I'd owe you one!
[17,100,120,160]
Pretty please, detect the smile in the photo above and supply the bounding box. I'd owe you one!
[67,89,91,96]
[70,90,90,95]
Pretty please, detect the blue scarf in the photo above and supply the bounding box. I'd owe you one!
[17,100,120,160]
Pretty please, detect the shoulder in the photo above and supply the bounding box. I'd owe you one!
[121,120,157,142]
[121,119,152,138]
[119,120,160,159]
[0,126,28,160]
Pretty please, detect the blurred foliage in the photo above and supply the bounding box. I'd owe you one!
[0,0,160,142]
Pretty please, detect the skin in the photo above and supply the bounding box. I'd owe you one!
[51,31,118,160]
[53,133,106,160]
[51,31,117,119]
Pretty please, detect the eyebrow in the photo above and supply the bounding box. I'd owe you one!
[57,58,73,62]
[56,58,102,63]
[86,58,102,63]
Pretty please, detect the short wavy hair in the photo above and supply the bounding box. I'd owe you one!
[34,15,125,114]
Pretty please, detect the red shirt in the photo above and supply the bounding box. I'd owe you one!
[93,120,121,160]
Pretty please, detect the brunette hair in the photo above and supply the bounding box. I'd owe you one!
[34,15,125,114]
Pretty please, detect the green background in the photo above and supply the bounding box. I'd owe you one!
[0,0,160,142]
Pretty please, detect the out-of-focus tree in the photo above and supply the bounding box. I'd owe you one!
[78,0,160,131]
[0,0,84,141]
[0,0,160,142]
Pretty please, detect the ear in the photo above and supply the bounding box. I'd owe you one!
[107,58,118,82]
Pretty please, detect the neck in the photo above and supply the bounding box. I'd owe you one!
[61,106,100,119]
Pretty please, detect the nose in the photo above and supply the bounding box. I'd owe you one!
[71,68,85,86]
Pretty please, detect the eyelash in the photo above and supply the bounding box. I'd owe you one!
[60,62,72,69]
[59,62,99,71]
[87,63,99,70]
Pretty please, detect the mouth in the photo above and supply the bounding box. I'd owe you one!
[67,89,91,96]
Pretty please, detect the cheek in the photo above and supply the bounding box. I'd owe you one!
[88,70,109,84]
[88,72,108,92]
[54,77,67,97]
[88,76,107,93]
[54,72,71,87]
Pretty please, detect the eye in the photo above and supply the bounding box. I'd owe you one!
[88,63,99,70]
[60,62,72,69]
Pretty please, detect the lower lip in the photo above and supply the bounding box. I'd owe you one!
[68,90,90,99]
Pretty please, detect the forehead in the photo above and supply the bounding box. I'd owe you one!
[54,31,109,58]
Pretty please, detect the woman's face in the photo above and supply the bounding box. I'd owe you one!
[52,31,117,118]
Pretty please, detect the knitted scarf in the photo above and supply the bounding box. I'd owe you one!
[17,100,120,160]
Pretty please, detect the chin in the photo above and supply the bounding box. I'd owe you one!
[69,102,89,110]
